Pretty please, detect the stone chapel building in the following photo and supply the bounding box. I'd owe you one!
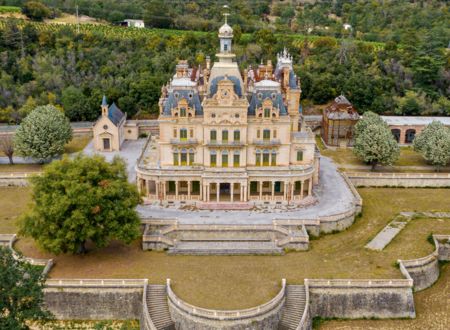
[136,18,319,207]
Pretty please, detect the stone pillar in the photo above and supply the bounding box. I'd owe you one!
[244,185,248,202]
[230,183,234,202]
[271,181,275,200]
[259,181,263,200]
[240,185,244,202]
[206,184,210,202]
[155,181,159,198]
[200,183,203,201]
[283,182,288,200]
[400,129,406,144]
[300,181,304,200]
[146,180,150,197]
[163,181,166,199]
[308,178,312,196]
[290,183,294,201]
[188,181,191,199]
[216,183,220,202]
[175,181,179,199]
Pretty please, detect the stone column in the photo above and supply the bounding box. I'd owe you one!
[244,185,248,202]
[146,180,150,197]
[290,183,294,201]
[259,181,263,200]
[163,181,166,199]
[271,181,275,200]
[300,181,304,200]
[283,182,288,200]
[216,183,220,202]
[230,183,234,202]
[175,181,179,199]
[308,178,312,196]
[206,184,210,202]
[155,181,159,198]
[188,181,191,199]
[240,185,244,202]
[400,129,406,144]
[200,183,203,201]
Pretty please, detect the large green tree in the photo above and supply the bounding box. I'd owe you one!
[353,111,400,170]
[0,247,52,329]
[413,121,450,171]
[21,1,51,21]
[19,154,141,254]
[14,105,72,161]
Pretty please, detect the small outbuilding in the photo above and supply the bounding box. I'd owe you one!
[321,95,360,147]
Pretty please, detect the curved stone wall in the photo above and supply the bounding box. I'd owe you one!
[167,279,286,330]
[398,234,450,291]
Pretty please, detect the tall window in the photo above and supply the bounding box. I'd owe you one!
[264,108,270,118]
[263,150,270,166]
[180,149,187,165]
[297,150,303,161]
[234,130,240,142]
[210,130,217,142]
[189,129,194,138]
[189,150,195,165]
[271,150,277,166]
[180,128,187,141]
[257,129,260,139]
[273,130,277,139]
[222,151,228,167]
[173,152,179,165]
[180,107,186,117]
[173,129,177,138]
[233,152,240,167]
[210,151,217,167]
[263,129,270,141]
[256,151,261,166]
[222,130,228,142]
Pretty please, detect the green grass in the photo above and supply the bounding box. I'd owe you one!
[9,187,450,310]
[64,135,91,154]
[0,6,21,14]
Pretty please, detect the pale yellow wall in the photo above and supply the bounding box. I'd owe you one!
[93,116,121,151]
[124,124,139,140]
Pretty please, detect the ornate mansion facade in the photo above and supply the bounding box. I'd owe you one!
[136,21,319,207]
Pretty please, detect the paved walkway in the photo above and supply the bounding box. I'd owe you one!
[137,157,356,224]
[82,139,147,182]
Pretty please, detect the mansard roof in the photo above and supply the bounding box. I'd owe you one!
[248,90,288,116]
[162,89,203,116]
[108,102,126,126]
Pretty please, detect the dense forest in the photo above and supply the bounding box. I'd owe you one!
[0,0,448,123]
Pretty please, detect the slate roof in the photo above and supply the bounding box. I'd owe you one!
[162,90,203,116]
[248,90,288,116]
[108,102,126,126]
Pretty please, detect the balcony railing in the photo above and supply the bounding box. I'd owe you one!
[205,140,244,147]
[170,138,198,145]
[252,139,281,146]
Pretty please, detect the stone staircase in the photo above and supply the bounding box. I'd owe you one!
[168,241,284,255]
[278,285,307,330]
[196,201,253,210]
[146,285,175,330]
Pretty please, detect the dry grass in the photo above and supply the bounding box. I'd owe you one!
[8,188,449,310]
[0,186,31,233]
[64,136,91,154]
[0,164,43,172]
[317,263,450,330]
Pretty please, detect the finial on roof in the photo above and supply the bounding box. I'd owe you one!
[102,95,107,107]
[223,5,230,24]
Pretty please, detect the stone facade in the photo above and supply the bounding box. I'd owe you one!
[136,19,318,208]
[347,172,450,188]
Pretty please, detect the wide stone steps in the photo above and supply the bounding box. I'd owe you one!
[168,241,284,255]
[146,285,175,330]
[278,285,307,330]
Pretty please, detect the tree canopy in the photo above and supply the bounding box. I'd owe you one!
[14,105,72,161]
[19,154,142,254]
[413,121,450,171]
[353,111,400,170]
[0,247,52,329]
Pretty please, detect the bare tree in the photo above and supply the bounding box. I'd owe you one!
[0,135,15,165]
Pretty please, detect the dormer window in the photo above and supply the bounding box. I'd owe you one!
[188,93,193,99]
[180,107,186,117]
[271,93,276,100]
[257,93,263,100]
[174,92,179,99]
[264,108,270,118]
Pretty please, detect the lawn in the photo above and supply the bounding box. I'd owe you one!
[63,135,91,154]
[7,187,449,311]
[0,164,43,172]
[0,187,31,234]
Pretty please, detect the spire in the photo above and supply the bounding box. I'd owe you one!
[101,95,108,117]
[102,95,108,107]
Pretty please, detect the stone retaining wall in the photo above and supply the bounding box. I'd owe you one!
[44,280,146,320]
[306,279,415,319]
[398,234,450,291]
[0,173,32,186]
[347,172,450,188]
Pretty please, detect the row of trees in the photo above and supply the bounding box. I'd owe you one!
[0,18,448,124]
[353,113,450,171]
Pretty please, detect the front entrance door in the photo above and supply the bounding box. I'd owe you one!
[220,183,231,202]
[103,138,111,150]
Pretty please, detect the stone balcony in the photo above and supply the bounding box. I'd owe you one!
[205,140,245,147]
[170,138,199,145]
[252,139,282,146]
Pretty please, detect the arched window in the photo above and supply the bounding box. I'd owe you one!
[263,129,270,141]
[180,107,186,117]
[210,150,217,167]
[391,129,400,143]
[180,149,187,165]
[233,151,240,167]
[222,130,228,142]
[264,108,270,118]
[189,149,195,165]
[263,150,270,166]
[173,150,179,166]
[271,150,277,166]
[297,150,303,161]
[405,129,416,144]
[255,150,261,166]
[222,150,228,168]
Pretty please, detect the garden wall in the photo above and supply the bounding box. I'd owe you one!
[0,173,30,186]
[44,280,146,320]
[347,172,450,187]
[306,279,415,319]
